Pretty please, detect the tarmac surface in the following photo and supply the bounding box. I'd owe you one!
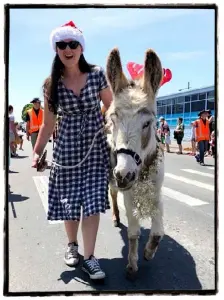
[7,139,216,294]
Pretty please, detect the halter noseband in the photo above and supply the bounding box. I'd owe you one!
[115,148,142,166]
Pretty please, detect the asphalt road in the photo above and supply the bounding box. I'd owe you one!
[7,140,216,294]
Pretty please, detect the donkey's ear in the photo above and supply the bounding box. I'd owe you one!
[142,49,163,97]
[106,48,129,95]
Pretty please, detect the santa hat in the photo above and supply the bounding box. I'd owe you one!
[50,21,85,52]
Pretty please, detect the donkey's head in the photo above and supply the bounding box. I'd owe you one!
[106,48,163,190]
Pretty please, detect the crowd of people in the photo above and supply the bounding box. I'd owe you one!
[157,109,215,166]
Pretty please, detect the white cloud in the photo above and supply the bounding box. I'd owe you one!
[166,50,206,60]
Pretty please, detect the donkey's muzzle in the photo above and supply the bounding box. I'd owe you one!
[114,170,136,189]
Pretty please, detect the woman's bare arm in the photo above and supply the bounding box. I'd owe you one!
[100,87,113,110]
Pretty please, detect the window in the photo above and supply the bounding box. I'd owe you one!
[199,93,206,100]
[176,104,184,113]
[191,100,206,112]
[167,105,172,114]
[191,94,198,101]
[157,106,163,115]
[185,102,190,113]
[157,100,162,106]
[172,104,183,114]
[185,96,191,102]
[165,99,172,105]
[162,100,167,106]
[207,90,214,99]
[207,98,215,110]
[177,96,185,103]
[171,98,177,105]
[157,106,166,115]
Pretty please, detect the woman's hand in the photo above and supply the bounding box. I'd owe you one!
[32,151,48,172]
[32,153,40,168]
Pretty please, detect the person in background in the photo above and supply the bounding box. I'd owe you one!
[16,123,24,150]
[174,117,185,154]
[194,109,210,166]
[190,121,196,156]
[9,105,18,157]
[159,116,171,152]
[206,110,215,156]
[26,98,44,149]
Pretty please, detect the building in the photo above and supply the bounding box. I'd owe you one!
[156,85,215,126]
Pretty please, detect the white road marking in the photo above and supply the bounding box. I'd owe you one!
[116,186,209,211]
[206,166,215,170]
[182,169,214,178]
[165,173,214,191]
[33,176,63,225]
[162,187,209,206]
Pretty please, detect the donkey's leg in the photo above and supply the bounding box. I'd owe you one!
[144,199,164,260]
[124,196,140,276]
[109,187,120,227]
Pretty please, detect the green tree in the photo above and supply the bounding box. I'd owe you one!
[21,104,33,122]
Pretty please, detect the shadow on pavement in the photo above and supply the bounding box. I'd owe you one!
[11,155,29,159]
[8,190,29,203]
[58,222,202,292]
[8,188,29,218]
[9,170,19,174]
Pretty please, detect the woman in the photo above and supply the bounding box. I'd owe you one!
[32,21,112,280]
[174,117,185,154]
[159,117,171,152]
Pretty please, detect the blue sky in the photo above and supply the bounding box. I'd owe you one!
[9,8,215,121]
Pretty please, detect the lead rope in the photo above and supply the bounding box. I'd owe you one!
[46,128,104,169]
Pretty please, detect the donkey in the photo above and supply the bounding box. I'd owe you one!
[105,48,165,277]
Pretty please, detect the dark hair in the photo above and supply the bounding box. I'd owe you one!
[43,53,95,114]
[9,105,13,112]
[178,117,183,122]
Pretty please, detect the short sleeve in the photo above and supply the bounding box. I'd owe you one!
[99,67,108,91]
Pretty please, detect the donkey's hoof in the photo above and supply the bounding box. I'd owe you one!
[144,248,156,261]
[113,219,120,227]
[126,264,138,281]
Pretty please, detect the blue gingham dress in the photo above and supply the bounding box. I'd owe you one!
[47,66,110,221]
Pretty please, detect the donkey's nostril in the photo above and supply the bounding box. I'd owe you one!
[131,172,136,181]
[126,171,132,180]
[114,170,123,181]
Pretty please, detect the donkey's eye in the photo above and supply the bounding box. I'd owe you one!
[143,121,150,129]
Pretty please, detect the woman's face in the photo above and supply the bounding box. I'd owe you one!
[56,39,82,68]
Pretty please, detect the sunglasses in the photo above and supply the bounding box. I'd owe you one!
[56,41,80,50]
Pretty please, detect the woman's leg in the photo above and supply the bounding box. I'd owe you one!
[64,220,79,244]
[64,220,80,266]
[82,214,100,259]
[81,214,105,279]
